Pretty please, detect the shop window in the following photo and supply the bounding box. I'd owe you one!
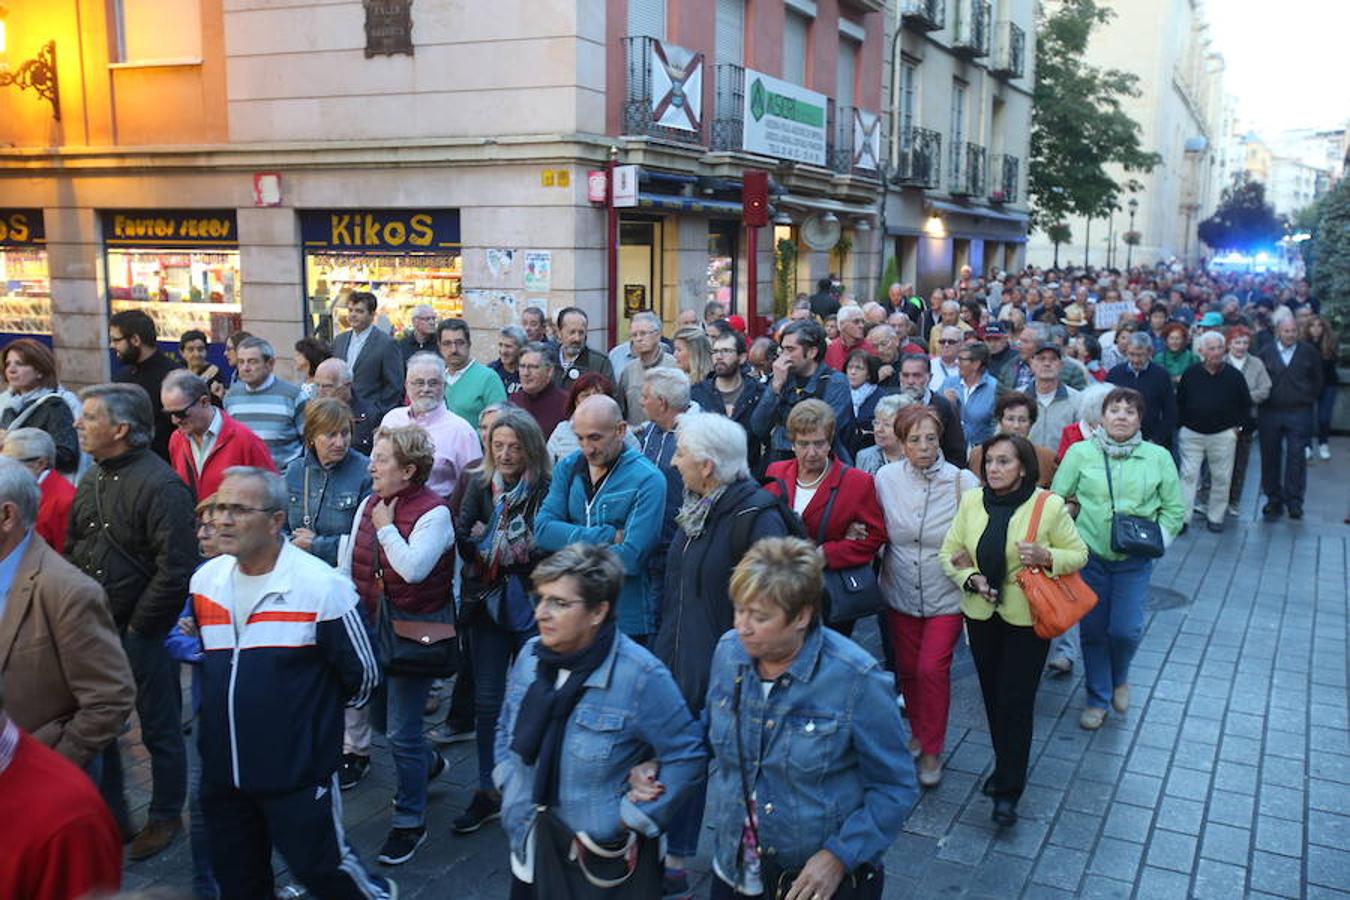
[707,220,738,310]
[113,0,202,64]
[0,210,51,341]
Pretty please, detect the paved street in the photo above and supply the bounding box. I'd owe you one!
[122,443,1350,899]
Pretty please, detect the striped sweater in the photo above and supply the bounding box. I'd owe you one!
[224,375,307,469]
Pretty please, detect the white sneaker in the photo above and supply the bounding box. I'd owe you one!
[1305,446,1312,460]
[1227,504,1240,518]
[1319,443,1331,461]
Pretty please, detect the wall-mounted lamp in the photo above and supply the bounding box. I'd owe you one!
[853,218,872,232]
[0,8,60,121]
[820,211,839,225]
[772,211,793,226]
[923,211,946,238]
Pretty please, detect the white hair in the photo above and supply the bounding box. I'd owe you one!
[0,457,40,528]
[630,311,662,332]
[2,427,55,468]
[315,357,353,384]
[642,366,691,411]
[941,300,961,314]
[1196,331,1226,353]
[675,413,749,485]
[837,305,865,323]
[874,393,916,419]
[406,351,448,379]
[1077,383,1115,428]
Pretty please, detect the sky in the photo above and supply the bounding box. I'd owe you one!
[1205,0,1350,136]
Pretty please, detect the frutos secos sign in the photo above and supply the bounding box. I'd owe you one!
[743,70,828,167]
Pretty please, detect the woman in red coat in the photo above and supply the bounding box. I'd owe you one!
[764,398,887,636]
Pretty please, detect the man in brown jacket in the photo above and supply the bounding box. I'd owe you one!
[0,457,134,769]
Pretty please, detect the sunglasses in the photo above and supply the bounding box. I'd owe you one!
[166,400,200,421]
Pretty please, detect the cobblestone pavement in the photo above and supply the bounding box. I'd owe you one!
[123,443,1350,899]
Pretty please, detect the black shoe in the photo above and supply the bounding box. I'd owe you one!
[991,799,1018,827]
[338,753,371,791]
[452,789,502,834]
[378,826,427,865]
[427,752,446,782]
[1206,520,1225,533]
[1263,502,1284,521]
[427,722,476,745]
[1289,506,1304,520]
[662,866,692,899]
[981,776,995,797]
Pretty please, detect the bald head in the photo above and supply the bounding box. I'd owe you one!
[572,394,627,471]
[313,357,354,403]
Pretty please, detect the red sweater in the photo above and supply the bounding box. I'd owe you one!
[168,410,276,500]
[37,470,75,554]
[764,458,887,569]
[0,729,122,899]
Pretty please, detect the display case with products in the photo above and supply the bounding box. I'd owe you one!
[0,210,52,340]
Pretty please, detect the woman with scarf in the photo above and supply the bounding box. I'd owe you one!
[1052,387,1183,731]
[0,339,78,473]
[450,408,552,836]
[876,406,981,788]
[284,398,372,568]
[651,412,793,896]
[495,543,706,899]
[941,433,1088,826]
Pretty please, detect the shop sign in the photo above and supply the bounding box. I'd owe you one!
[300,209,461,251]
[103,210,238,247]
[364,0,414,58]
[0,209,45,246]
[624,284,648,316]
[613,166,639,208]
[587,171,607,203]
[742,69,827,167]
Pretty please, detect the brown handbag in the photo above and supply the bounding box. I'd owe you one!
[1015,491,1097,639]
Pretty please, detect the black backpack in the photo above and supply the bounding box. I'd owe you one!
[727,480,809,561]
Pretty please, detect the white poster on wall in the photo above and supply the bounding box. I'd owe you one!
[742,69,828,166]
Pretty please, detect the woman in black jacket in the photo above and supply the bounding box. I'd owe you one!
[450,408,552,836]
[0,339,79,473]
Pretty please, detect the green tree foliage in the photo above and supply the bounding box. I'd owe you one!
[1029,0,1160,233]
[1197,174,1284,253]
[1310,177,1350,339]
[876,255,900,302]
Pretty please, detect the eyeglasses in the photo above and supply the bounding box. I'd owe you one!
[532,594,587,614]
[166,401,199,421]
[214,504,278,520]
[938,339,961,345]
[957,356,975,363]
[407,379,444,389]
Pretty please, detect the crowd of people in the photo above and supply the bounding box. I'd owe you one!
[0,262,1338,899]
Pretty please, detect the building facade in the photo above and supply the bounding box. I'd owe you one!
[880,0,1036,294]
[1024,0,1226,269]
[0,0,886,385]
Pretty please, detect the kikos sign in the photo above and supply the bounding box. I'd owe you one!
[0,210,45,246]
[102,210,238,247]
[301,210,461,251]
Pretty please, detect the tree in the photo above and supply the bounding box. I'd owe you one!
[1310,177,1350,342]
[1196,174,1284,253]
[1029,1,1160,235]
[1046,222,1072,268]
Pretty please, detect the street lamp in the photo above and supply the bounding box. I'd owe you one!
[1126,197,1139,268]
[0,8,61,121]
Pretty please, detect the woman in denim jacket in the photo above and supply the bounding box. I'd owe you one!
[283,398,372,566]
[494,543,707,898]
[636,537,918,900]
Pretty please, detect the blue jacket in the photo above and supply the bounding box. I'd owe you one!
[749,365,855,463]
[493,633,707,860]
[283,449,373,566]
[941,371,1000,447]
[703,626,917,875]
[535,447,666,636]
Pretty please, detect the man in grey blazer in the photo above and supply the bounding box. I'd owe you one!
[332,291,405,419]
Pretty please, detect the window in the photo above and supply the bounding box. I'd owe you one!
[715,0,745,66]
[629,0,667,40]
[897,59,917,153]
[951,79,967,151]
[836,36,859,110]
[783,10,809,84]
[113,0,202,63]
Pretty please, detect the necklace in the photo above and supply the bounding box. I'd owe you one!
[796,466,828,489]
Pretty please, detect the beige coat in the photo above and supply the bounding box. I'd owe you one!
[0,533,135,766]
[876,459,981,617]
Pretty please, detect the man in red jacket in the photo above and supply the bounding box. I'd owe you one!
[1,427,75,553]
[163,370,275,500]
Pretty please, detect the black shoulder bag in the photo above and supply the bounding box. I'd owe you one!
[373,538,460,679]
[1102,449,1166,559]
[815,474,885,626]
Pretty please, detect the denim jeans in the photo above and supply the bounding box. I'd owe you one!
[1316,384,1337,443]
[1079,553,1154,710]
[187,712,220,898]
[470,616,533,791]
[100,628,188,828]
[385,674,436,829]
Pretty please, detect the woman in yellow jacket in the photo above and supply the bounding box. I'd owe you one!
[941,433,1088,828]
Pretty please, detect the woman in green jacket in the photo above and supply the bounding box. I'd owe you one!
[1157,323,1200,383]
[1052,387,1184,731]
[941,434,1088,827]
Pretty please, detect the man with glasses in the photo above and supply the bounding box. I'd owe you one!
[190,467,393,899]
[380,353,482,500]
[162,370,275,501]
[310,357,379,456]
[224,337,308,470]
[109,309,184,461]
[333,291,405,420]
[68,383,198,861]
[750,319,854,464]
[928,325,965,394]
[509,343,569,438]
[690,330,765,472]
[616,312,676,427]
[398,304,440,361]
[437,318,507,429]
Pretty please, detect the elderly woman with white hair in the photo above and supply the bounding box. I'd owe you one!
[855,393,916,475]
[650,412,796,889]
[1054,381,1116,462]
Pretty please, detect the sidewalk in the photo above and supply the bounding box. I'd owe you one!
[122,440,1350,899]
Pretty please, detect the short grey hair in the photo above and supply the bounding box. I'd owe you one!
[0,458,40,529]
[941,300,961,314]
[163,370,210,403]
[237,336,276,362]
[79,383,153,449]
[837,305,865,324]
[406,351,448,380]
[630,311,661,333]
[499,325,527,347]
[521,341,555,369]
[874,393,916,420]
[676,412,749,485]
[642,367,691,411]
[315,357,354,384]
[1196,331,1226,352]
[3,427,56,468]
[1077,382,1115,428]
[222,466,288,512]
[867,324,896,343]
[1127,333,1153,352]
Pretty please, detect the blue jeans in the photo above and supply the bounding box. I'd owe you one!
[385,674,436,829]
[1316,384,1337,443]
[1079,554,1153,709]
[187,708,219,899]
[666,779,708,859]
[470,616,533,791]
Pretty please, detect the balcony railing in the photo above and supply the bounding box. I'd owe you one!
[892,127,942,189]
[712,62,745,152]
[622,35,705,145]
[950,141,986,196]
[900,0,945,33]
[952,0,991,57]
[989,21,1025,78]
[990,153,1019,203]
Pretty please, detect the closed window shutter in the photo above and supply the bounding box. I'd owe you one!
[628,0,667,40]
[783,11,809,84]
[715,0,745,66]
[837,37,858,110]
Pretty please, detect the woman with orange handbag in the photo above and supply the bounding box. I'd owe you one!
[941,434,1087,827]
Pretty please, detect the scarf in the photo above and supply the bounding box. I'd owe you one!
[850,382,877,416]
[674,483,729,539]
[511,622,618,806]
[1092,429,1142,459]
[976,479,1037,594]
[481,473,540,581]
